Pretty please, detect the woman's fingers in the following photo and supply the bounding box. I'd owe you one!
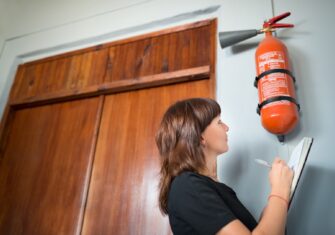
[273,157,292,167]
[269,157,294,200]
[274,157,281,162]
[273,157,284,166]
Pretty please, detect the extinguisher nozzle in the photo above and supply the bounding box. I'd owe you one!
[218,29,259,49]
[277,135,285,143]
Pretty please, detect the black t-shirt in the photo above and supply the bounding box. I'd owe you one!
[167,171,258,235]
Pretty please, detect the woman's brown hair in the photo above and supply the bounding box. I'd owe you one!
[155,98,221,215]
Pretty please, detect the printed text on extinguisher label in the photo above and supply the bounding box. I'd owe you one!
[257,51,290,103]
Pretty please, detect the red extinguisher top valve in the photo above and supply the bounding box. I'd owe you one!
[262,12,294,32]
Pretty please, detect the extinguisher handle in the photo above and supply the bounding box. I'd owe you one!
[271,23,294,29]
[263,12,294,29]
[267,12,291,25]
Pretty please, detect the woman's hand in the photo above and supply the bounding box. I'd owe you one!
[269,157,294,201]
[216,157,294,235]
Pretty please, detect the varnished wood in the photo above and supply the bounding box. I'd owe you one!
[8,20,214,105]
[0,19,217,235]
[10,49,108,102]
[76,95,105,235]
[81,79,214,235]
[0,104,14,162]
[22,19,213,67]
[209,18,217,98]
[10,66,210,108]
[104,25,211,82]
[0,97,101,235]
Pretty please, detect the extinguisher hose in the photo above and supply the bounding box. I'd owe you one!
[254,68,296,88]
[257,96,300,115]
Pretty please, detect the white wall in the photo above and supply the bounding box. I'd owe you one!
[218,1,335,234]
[0,34,4,57]
[0,0,5,59]
[0,0,334,234]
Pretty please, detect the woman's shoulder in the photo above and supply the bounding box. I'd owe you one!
[169,171,213,200]
[168,171,208,211]
[175,171,202,181]
[167,171,235,215]
[171,171,207,188]
[169,171,236,201]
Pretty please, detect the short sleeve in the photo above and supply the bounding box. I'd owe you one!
[168,172,237,235]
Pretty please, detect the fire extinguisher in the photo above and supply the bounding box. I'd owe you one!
[218,12,300,142]
[254,12,300,142]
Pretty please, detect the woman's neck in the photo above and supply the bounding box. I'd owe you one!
[203,152,218,181]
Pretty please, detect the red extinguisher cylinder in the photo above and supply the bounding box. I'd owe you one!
[255,31,299,137]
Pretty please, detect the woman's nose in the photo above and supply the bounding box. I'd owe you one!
[224,123,229,132]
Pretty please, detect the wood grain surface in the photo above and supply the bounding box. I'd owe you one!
[0,97,102,235]
[81,79,213,235]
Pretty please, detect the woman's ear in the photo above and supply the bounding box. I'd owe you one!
[200,135,206,147]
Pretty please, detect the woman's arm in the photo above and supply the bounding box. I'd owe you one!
[216,158,293,235]
[216,199,287,235]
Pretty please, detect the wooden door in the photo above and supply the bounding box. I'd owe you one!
[0,19,216,235]
[81,79,213,235]
[0,97,102,235]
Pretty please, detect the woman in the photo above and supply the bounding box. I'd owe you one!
[155,98,293,235]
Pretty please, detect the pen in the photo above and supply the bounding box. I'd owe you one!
[254,158,272,169]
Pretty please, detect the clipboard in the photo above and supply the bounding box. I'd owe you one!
[288,137,313,208]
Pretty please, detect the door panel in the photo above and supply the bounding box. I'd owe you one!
[0,97,101,235]
[104,25,211,82]
[82,79,213,235]
[10,49,108,102]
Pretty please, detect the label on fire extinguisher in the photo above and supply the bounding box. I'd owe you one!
[257,51,290,104]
